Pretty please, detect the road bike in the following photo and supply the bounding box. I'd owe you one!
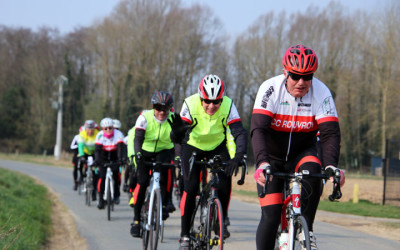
[103,161,121,221]
[140,159,175,250]
[189,152,247,250]
[260,168,342,250]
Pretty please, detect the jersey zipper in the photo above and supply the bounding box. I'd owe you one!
[285,97,298,161]
[153,123,161,152]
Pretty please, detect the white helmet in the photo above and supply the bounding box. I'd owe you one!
[113,119,121,129]
[84,120,96,129]
[198,74,224,100]
[100,117,114,128]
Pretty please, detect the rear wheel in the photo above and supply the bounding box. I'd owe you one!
[293,215,310,250]
[205,198,224,250]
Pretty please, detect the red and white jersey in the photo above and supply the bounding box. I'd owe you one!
[95,129,125,152]
[251,74,340,167]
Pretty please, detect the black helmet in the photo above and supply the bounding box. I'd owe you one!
[151,91,173,106]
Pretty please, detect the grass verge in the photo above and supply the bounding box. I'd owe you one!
[318,199,400,219]
[0,167,52,249]
[0,152,72,168]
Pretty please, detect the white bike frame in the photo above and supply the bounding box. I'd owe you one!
[145,170,163,230]
[104,166,114,201]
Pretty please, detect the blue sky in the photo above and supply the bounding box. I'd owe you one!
[0,0,390,37]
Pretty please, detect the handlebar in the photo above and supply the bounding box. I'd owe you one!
[190,152,247,186]
[259,169,342,201]
[103,162,122,168]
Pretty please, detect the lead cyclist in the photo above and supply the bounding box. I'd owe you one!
[251,44,345,250]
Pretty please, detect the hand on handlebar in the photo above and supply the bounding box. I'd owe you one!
[325,165,345,188]
[254,162,272,187]
[226,152,245,177]
[135,152,144,166]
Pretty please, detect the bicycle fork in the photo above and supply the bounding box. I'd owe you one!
[103,167,114,201]
[287,181,301,250]
[146,171,162,230]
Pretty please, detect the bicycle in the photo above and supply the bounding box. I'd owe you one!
[189,152,247,250]
[102,161,121,221]
[260,168,342,250]
[140,158,175,250]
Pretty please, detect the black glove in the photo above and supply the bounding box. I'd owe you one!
[168,113,187,143]
[226,152,245,177]
[174,156,181,168]
[135,152,144,167]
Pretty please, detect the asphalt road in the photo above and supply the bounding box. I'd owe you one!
[1,159,399,250]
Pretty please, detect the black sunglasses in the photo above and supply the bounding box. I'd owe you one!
[153,104,170,112]
[289,72,313,81]
[201,98,222,105]
[103,127,113,130]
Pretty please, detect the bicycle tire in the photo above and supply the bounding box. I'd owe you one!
[150,189,161,250]
[160,220,164,243]
[292,215,310,250]
[107,178,112,221]
[205,198,224,250]
[142,194,150,250]
[86,187,91,206]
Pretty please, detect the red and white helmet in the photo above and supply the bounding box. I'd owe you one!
[282,44,318,75]
[198,74,224,100]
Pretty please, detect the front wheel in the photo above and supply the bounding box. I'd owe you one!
[142,195,150,250]
[107,178,112,221]
[149,189,161,250]
[292,215,311,250]
[205,198,224,250]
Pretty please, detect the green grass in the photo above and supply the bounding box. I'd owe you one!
[0,152,72,168]
[318,199,400,219]
[0,167,52,250]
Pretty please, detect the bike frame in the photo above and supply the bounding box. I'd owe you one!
[104,166,114,201]
[145,170,162,231]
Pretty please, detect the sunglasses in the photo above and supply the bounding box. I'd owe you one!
[289,72,313,81]
[153,104,170,112]
[103,127,113,131]
[201,98,222,105]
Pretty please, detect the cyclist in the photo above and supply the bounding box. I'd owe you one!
[130,91,176,238]
[169,74,248,249]
[251,44,345,250]
[94,117,125,209]
[77,120,99,200]
[70,131,80,190]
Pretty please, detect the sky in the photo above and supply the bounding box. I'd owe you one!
[0,0,392,38]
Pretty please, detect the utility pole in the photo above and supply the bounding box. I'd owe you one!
[54,75,68,160]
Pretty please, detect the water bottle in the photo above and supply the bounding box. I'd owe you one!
[279,232,289,250]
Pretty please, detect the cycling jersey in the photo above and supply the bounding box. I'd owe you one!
[95,129,125,164]
[78,129,99,156]
[180,94,241,151]
[70,134,79,150]
[134,109,173,153]
[251,74,340,167]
